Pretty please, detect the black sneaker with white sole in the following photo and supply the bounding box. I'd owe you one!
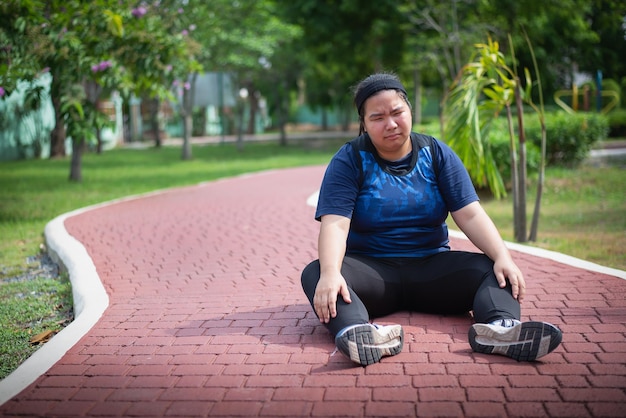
[335,323,404,366]
[468,320,562,362]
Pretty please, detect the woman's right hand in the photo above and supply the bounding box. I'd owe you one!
[315,214,352,323]
[313,272,352,323]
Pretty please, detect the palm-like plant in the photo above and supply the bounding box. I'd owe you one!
[443,37,531,241]
[443,37,514,198]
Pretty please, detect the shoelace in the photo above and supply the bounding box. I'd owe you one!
[491,318,520,328]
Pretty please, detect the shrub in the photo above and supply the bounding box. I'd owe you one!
[488,120,541,186]
[607,109,626,137]
[525,112,609,166]
[602,78,621,110]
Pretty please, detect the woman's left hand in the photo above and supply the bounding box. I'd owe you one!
[493,256,526,302]
[451,202,526,302]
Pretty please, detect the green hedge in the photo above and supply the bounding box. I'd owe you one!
[607,109,626,137]
[487,112,609,183]
[525,112,608,166]
[489,126,541,185]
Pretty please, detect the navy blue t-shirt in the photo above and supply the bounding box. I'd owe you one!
[315,133,478,257]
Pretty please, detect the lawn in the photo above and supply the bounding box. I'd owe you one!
[474,163,625,270]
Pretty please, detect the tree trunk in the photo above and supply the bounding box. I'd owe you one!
[342,104,351,132]
[197,106,207,137]
[181,73,197,160]
[438,80,449,140]
[181,87,192,160]
[514,83,527,242]
[237,98,245,151]
[275,81,287,146]
[181,110,192,159]
[96,127,103,154]
[50,96,66,157]
[94,96,103,154]
[413,68,422,125]
[147,98,162,148]
[247,89,257,135]
[529,117,547,241]
[181,90,193,161]
[505,104,519,238]
[84,81,103,154]
[69,139,85,182]
[122,98,131,143]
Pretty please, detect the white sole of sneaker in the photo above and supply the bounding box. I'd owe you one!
[469,321,562,362]
[335,324,403,366]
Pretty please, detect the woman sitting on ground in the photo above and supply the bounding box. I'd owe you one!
[301,72,562,366]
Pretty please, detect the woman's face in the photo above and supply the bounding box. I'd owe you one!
[362,89,413,161]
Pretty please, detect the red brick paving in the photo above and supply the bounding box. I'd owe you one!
[1,165,625,417]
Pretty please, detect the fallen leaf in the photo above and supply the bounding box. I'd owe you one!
[29,330,55,345]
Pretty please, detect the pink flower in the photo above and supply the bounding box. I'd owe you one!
[183,82,190,90]
[91,60,112,73]
[0,87,5,97]
[181,30,188,36]
[132,6,147,17]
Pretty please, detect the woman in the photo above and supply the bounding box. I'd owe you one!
[301,72,562,366]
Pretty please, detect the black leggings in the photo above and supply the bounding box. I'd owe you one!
[301,251,521,337]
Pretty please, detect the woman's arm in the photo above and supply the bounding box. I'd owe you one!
[451,201,526,301]
[314,214,352,323]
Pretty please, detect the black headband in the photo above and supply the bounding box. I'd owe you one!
[354,78,407,114]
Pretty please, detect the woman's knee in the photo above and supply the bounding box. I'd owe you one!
[301,260,321,299]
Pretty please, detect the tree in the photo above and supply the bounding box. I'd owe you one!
[398,0,497,128]
[1,0,197,180]
[0,1,45,98]
[444,39,509,199]
[477,0,600,95]
[206,0,301,146]
[154,0,301,153]
[279,0,408,127]
[133,0,203,158]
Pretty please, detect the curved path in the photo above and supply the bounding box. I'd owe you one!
[1,165,625,417]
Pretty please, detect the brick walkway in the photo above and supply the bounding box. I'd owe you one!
[1,165,625,417]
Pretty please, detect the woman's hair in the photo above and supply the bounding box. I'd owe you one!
[353,72,412,135]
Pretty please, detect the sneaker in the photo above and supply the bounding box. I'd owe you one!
[335,323,404,366]
[468,320,562,362]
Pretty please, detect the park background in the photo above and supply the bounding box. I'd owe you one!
[1,0,625,384]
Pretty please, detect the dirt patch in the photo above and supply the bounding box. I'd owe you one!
[1,253,60,284]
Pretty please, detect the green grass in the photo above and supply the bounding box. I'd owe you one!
[0,273,73,378]
[473,162,626,271]
[0,138,624,380]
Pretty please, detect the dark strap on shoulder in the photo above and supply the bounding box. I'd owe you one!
[347,134,368,186]
[348,133,439,184]
[411,133,439,181]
